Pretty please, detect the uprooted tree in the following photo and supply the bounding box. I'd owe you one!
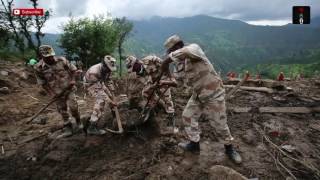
[59,15,133,72]
[0,0,50,56]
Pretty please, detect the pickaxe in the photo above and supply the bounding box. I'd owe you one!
[26,85,73,124]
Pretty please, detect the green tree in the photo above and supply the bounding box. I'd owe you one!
[0,0,50,55]
[60,15,120,69]
[114,17,133,76]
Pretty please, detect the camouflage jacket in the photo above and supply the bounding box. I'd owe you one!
[168,43,225,102]
[35,56,77,94]
[84,63,115,93]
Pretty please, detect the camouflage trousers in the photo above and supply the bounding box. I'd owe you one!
[143,86,175,114]
[182,92,234,144]
[87,83,110,122]
[56,91,80,125]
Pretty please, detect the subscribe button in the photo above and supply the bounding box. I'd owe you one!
[12,8,44,16]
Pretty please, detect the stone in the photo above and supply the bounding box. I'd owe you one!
[0,71,8,76]
[208,165,248,180]
[0,87,10,94]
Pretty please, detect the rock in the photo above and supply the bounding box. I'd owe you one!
[242,129,257,145]
[0,87,10,94]
[44,150,70,162]
[19,72,29,80]
[208,165,248,180]
[0,71,8,76]
[272,96,286,102]
[32,116,48,125]
[281,145,296,153]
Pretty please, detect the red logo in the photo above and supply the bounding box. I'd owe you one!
[12,8,44,16]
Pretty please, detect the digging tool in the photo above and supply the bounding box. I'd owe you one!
[139,72,165,121]
[26,86,73,124]
[105,106,124,134]
[226,75,247,99]
[104,86,124,134]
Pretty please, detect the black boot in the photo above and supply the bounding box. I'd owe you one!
[225,144,242,164]
[166,113,175,126]
[87,121,106,136]
[178,141,200,152]
[74,117,83,132]
[56,123,73,139]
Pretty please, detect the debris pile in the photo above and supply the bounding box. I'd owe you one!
[0,60,320,179]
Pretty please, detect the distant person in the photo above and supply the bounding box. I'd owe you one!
[277,72,285,81]
[227,72,236,80]
[34,45,82,139]
[27,58,38,66]
[255,73,261,80]
[161,35,242,164]
[244,71,250,80]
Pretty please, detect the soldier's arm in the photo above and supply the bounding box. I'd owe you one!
[34,68,55,96]
[142,78,157,96]
[161,56,173,73]
[159,77,178,87]
[169,45,204,62]
[62,57,77,83]
[102,82,117,107]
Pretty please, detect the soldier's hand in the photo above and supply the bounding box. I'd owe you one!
[50,92,56,97]
[109,100,118,107]
[160,63,169,74]
[69,80,76,86]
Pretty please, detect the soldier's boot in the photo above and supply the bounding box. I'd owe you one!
[87,121,106,136]
[56,123,73,139]
[178,141,200,152]
[166,113,175,126]
[225,144,242,164]
[74,117,84,133]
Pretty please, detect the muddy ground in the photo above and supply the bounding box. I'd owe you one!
[1,60,320,180]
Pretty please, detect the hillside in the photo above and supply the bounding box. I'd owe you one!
[124,15,320,73]
[42,15,320,74]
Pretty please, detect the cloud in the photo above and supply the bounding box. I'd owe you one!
[83,0,320,21]
[53,0,88,17]
[8,0,320,33]
[11,0,88,17]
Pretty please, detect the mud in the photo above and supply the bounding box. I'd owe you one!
[1,60,320,180]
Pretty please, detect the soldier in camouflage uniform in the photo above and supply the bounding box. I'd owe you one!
[141,55,177,125]
[162,35,242,164]
[84,55,118,135]
[125,56,148,110]
[35,45,82,139]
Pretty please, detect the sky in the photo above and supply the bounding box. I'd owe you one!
[11,0,320,33]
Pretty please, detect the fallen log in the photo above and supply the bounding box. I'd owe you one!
[260,107,320,113]
[225,85,274,94]
[226,75,247,99]
[229,106,320,114]
[224,79,282,88]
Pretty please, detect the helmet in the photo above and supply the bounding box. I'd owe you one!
[39,45,55,57]
[164,34,182,50]
[125,56,137,69]
[103,55,117,72]
[141,55,162,74]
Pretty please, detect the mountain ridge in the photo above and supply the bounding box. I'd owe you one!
[42,15,320,73]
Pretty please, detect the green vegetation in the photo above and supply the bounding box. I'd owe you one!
[125,15,320,74]
[0,0,51,55]
[244,49,320,78]
[1,15,320,78]
[59,15,133,76]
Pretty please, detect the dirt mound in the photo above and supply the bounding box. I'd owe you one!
[1,60,320,179]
